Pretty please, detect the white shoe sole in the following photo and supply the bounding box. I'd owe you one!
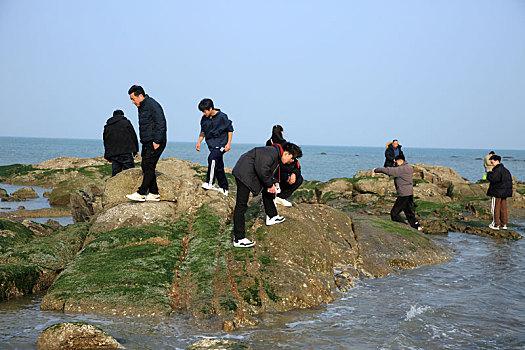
[233,241,255,248]
[126,194,145,202]
[146,198,160,202]
[266,217,286,226]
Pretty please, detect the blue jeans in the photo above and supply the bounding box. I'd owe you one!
[110,153,135,176]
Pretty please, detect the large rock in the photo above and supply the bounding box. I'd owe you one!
[12,186,39,200]
[37,322,123,350]
[38,157,108,170]
[0,188,8,201]
[448,183,488,200]
[353,178,396,196]
[71,186,103,223]
[414,182,451,203]
[413,164,470,188]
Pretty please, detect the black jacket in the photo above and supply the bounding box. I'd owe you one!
[103,116,139,160]
[384,143,404,167]
[265,138,301,181]
[232,145,281,195]
[487,163,513,198]
[137,95,167,144]
[200,110,234,149]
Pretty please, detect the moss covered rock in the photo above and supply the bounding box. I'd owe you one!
[37,322,124,350]
[12,186,39,200]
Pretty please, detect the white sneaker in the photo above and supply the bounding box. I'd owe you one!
[145,193,160,202]
[274,196,292,207]
[126,192,145,202]
[266,215,285,226]
[417,226,424,232]
[202,182,215,190]
[233,238,255,248]
[214,188,228,196]
[502,225,508,230]
[488,223,500,230]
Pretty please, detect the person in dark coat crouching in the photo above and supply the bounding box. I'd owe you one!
[231,142,302,248]
[487,154,513,230]
[265,125,303,207]
[103,109,139,176]
[384,139,404,167]
[373,154,422,231]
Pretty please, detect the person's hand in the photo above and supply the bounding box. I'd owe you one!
[224,143,231,152]
[153,142,160,150]
[288,173,296,184]
[135,152,139,158]
[195,143,201,151]
[268,185,277,194]
[371,169,376,177]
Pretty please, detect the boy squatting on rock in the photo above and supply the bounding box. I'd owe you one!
[231,142,303,248]
[372,154,423,231]
[195,98,233,196]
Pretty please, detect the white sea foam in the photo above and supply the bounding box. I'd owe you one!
[405,305,431,321]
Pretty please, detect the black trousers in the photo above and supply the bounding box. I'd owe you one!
[391,195,420,229]
[233,178,278,241]
[110,153,134,177]
[138,142,166,195]
[206,147,229,190]
[277,175,303,199]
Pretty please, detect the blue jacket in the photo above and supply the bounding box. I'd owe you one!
[200,110,233,149]
[138,95,167,145]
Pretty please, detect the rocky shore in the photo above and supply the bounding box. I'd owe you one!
[1,157,524,338]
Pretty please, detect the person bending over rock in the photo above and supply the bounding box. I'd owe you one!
[372,154,423,231]
[126,85,167,202]
[265,125,303,207]
[487,154,513,230]
[195,98,233,196]
[232,142,303,248]
[384,139,404,167]
[103,109,139,176]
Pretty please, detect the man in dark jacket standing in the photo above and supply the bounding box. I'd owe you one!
[384,139,404,167]
[103,109,139,176]
[232,142,302,248]
[487,154,513,230]
[126,85,167,202]
[195,98,233,196]
[373,154,422,231]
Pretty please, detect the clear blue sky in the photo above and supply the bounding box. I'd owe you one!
[1,0,524,149]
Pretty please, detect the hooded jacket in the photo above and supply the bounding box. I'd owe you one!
[200,110,234,149]
[137,95,167,145]
[232,145,281,195]
[384,142,404,167]
[374,162,414,197]
[487,163,513,198]
[265,138,301,180]
[103,115,139,160]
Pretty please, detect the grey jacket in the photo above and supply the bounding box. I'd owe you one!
[374,162,413,196]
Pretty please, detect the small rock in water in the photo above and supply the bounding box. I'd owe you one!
[45,219,63,230]
[43,191,52,198]
[17,206,25,210]
[320,152,327,155]
[188,339,251,350]
[37,322,124,350]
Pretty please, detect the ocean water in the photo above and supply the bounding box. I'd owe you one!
[1,136,525,182]
[1,136,524,349]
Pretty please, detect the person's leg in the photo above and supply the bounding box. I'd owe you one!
[121,153,135,171]
[278,175,303,199]
[501,198,508,226]
[206,148,217,186]
[215,149,229,190]
[233,178,251,241]
[111,157,123,177]
[490,196,496,226]
[148,142,165,195]
[391,196,408,224]
[403,195,420,229]
[262,190,278,218]
[138,142,165,195]
[494,198,502,227]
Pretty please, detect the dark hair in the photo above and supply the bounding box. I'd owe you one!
[489,154,501,162]
[395,154,405,161]
[282,142,302,159]
[489,151,495,155]
[198,98,214,112]
[393,139,398,143]
[128,85,145,97]
[113,109,124,117]
[271,125,285,144]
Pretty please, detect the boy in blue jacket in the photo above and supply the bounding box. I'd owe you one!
[195,98,233,196]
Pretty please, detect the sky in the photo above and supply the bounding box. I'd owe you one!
[1,0,524,149]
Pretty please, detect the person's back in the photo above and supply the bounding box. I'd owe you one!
[137,95,167,145]
[487,163,513,198]
[103,110,138,176]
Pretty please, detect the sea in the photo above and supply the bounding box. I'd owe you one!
[0,136,524,350]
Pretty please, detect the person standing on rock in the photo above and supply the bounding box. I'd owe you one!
[372,154,423,231]
[483,151,495,180]
[487,154,513,230]
[195,98,233,196]
[265,125,303,207]
[125,85,167,202]
[232,142,303,248]
[384,139,404,167]
[103,109,139,177]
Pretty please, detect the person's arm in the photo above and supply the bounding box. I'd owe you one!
[385,148,394,163]
[196,133,204,151]
[374,166,399,177]
[127,120,139,156]
[224,132,233,152]
[152,102,167,148]
[487,167,501,183]
[103,126,110,162]
[255,149,279,189]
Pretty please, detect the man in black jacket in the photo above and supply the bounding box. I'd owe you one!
[384,139,404,167]
[487,154,513,230]
[103,110,139,176]
[126,85,167,202]
[232,142,302,248]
